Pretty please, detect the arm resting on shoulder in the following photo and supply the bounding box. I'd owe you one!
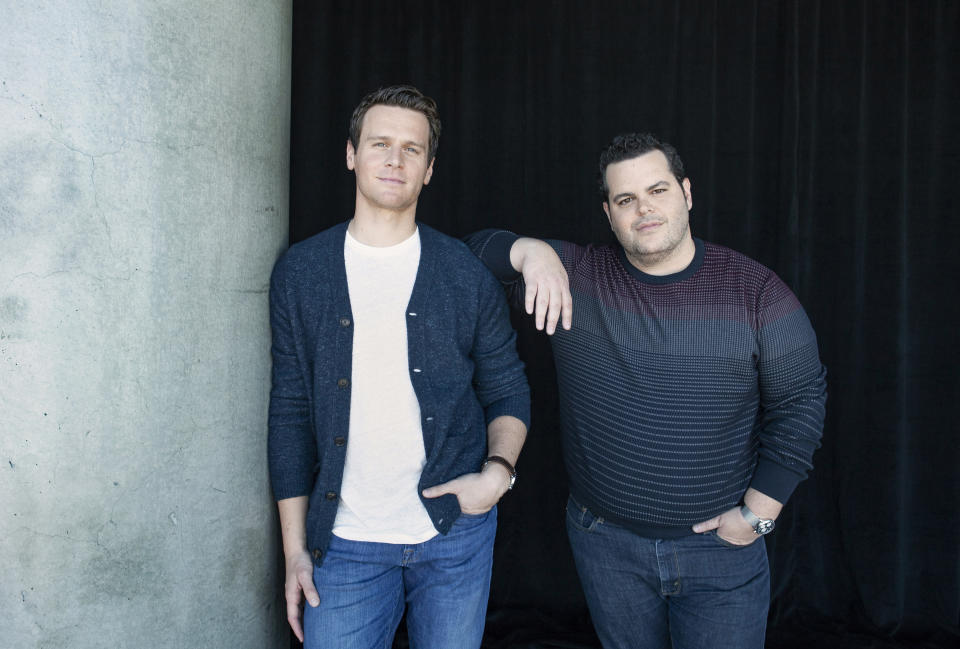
[464,229,573,334]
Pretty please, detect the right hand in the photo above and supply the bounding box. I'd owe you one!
[511,237,573,335]
[284,549,320,643]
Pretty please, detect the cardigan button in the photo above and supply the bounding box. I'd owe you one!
[325,491,338,501]
[334,436,346,446]
[312,549,322,560]
[337,378,349,388]
[340,317,351,327]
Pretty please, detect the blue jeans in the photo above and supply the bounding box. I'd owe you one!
[566,495,770,649]
[303,507,496,649]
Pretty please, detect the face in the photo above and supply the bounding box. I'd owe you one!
[346,104,435,214]
[602,150,694,272]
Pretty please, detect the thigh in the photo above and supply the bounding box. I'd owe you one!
[668,532,770,649]
[404,507,497,649]
[302,535,405,649]
[565,495,670,649]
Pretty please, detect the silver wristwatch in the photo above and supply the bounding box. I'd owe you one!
[740,504,775,535]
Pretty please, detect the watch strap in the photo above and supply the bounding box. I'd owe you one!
[740,504,775,535]
[482,455,517,490]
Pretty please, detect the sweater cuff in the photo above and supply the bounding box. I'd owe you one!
[484,393,531,431]
[748,457,803,505]
[269,475,314,502]
[481,231,522,283]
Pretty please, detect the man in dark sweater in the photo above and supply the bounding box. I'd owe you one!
[466,133,826,649]
[269,85,529,649]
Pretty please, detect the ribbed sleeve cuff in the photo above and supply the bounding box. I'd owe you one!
[269,474,314,502]
[484,393,531,431]
[748,457,804,504]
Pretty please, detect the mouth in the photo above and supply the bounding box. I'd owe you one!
[377,176,405,185]
[633,221,663,232]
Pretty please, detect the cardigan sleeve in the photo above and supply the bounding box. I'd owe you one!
[469,267,531,430]
[267,253,318,500]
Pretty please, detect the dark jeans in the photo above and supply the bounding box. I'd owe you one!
[566,495,770,649]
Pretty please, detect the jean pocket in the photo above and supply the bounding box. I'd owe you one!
[707,529,758,549]
[459,511,489,519]
[456,507,496,525]
[565,495,604,533]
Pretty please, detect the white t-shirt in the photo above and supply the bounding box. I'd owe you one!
[332,228,438,544]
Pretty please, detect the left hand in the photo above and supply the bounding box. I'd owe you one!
[421,464,510,514]
[692,506,758,546]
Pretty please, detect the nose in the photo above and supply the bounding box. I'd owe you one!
[635,198,653,215]
[386,147,403,168]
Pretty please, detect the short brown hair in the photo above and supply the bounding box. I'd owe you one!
[349,85,441,159]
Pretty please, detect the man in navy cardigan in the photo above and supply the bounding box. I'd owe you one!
[268,85,530,649]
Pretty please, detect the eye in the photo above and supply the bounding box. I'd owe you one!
[617,197,633,207]
[404,147,420,154]
[651,188,667,195]
[373,142,387,148]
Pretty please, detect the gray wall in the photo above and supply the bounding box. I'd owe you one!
[1,2,291,647]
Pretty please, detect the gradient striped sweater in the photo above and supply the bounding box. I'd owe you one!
[467,231,827,538]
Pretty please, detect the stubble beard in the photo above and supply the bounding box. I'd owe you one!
[620,219,691,270]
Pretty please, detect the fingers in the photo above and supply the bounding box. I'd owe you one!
[284,554,319,643]
[692,516,721,533]
[285,583,305,643]
[423,474,501,513]
[535,284,550,331]
[544,283,572,335]
[526,279,573,335]
[300,570,320,608]
[524,281,538,316]
[422,477,459,499]
[561,286,573,331]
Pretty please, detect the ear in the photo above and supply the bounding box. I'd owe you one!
[603,201,612,227]
[422,157,435,186]
[682,177,693,210]
[346,139,356,171]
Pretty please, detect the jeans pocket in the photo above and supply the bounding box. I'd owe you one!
[565,495,604,533]
[707,529,757,549]
[456,507,496,526]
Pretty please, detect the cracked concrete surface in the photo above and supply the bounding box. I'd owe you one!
[1,2,291,647]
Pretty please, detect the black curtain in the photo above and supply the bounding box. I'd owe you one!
[287,2,960,647]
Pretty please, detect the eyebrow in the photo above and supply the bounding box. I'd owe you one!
[611,180,672,203]
[364,134,426,148]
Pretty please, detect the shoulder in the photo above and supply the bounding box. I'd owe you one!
[274,222,348,276]
[419,222,494,277]
[701,241,777,284]
[700,240,799,310]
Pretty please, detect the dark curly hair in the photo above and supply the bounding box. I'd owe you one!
[597,133,685,199]
[349,85,441,160]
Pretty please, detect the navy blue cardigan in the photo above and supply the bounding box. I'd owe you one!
[268,221,530,564]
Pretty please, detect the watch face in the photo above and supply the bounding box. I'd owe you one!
[756,519,775,535]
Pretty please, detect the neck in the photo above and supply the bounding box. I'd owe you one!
[349,206,418,247]
[624,234,696,276]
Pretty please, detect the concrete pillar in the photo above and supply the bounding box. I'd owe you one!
[1,2,291,647]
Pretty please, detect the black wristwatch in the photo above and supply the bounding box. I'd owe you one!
[482,455,517,491]
[740,504,775,535]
